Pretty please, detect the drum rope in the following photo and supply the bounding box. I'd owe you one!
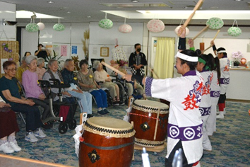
[82,141,134,150]
[153,108,160,140]
[129,112,159,120]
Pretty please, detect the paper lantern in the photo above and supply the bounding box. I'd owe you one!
[53,23,65,31]
[147,19,165,33]
[26,23,39,32]
[175,26,189,36]
[99,19,113,29]
[228,27,242,37]
[37,22,45,30]
[206,17,224,30]
[119,24,132,33]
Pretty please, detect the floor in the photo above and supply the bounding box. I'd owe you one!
[1,100,250,167]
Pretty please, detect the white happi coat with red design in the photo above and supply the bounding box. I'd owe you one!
[145,70,203,164]
[219,57,230,94]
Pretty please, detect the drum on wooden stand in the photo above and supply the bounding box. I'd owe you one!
[129,100,169,152]
[79,117,135,167]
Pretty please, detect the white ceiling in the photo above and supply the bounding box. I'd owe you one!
[2,0,250,25]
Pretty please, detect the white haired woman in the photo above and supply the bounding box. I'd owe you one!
[22,56,50,125]
[93,61,120,105]
[36,58,46,80]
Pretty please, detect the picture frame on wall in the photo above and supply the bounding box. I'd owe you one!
[100,47,109,57]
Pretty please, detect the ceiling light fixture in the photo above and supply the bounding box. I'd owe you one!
[234,0,242,1]
[48,1,54,4]
[87,16,91,18]
[67,11,71,13]
[132,0,139,3]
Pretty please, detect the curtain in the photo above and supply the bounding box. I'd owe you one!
[153,37,175,79]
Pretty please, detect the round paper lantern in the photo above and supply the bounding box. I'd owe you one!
[228,27,242,37]
[37,22,45,30]
[99,19,113,29]
[175,26,189,36]
[53,23,65,31]
[118,24,132,33]
[26,23,39,32]
[206,17,224,30]
[147,19,165,33]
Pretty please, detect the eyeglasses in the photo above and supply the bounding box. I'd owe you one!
[7,68,17,72]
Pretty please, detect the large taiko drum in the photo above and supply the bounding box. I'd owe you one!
[79,117,135,167]
[130,100,169,147]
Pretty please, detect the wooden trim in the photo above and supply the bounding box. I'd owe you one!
[0,154,72,167]
[227,99,250,103]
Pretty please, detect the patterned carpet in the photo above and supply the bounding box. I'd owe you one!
[2,100,250,167]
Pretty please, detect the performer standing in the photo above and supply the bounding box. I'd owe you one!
[125,48,203,166]
[211,41,230,119]
[207,57,221,135]
[196,53,214,151]
[129,43,147,79]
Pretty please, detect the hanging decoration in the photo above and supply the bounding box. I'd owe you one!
[99,13,113,29]
[2,43,12,53]
[175,20,189,36]
[53,19,65,31]
[147,19,165,33]
[37,19,45,31]
[228,20,242,37]
[206,17,224,30]
[118,18,132,33]
[26,12,39,32]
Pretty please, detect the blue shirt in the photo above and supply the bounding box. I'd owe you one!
[61,68,78,85]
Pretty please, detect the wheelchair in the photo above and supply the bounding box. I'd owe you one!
[90,58,130,105]
[38,79,77,134]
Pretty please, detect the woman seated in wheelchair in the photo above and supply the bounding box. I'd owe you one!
[22,56,50,122]
[77,59,109,115]
[0,61,46,143]
[43,59,93,118]
[93,61,120,105]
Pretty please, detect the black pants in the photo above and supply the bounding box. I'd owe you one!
[28,98,50,120]
[165,140,193,167]
[11,104,42,131]
[218,93,226,104]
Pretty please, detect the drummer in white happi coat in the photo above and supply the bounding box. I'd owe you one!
[196,53,214,151]
[125,49,203,167]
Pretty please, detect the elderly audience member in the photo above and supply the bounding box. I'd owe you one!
[61,59,93,117]
[77,60,109,115]
[0,61,46,143]
[0,96,21,153]
[22,56,50,121]
[36,58,46,80]
[16,57,27,83]
[93,61,120,105]
[24,52,31,57]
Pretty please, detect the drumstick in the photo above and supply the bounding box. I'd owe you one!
[203,30,220,52]
[148,67,159,79]
[131,121,135,160]
[178,0,203,36]
[192,25,209,40]
[153,108,160,141]
[101,61,126,77]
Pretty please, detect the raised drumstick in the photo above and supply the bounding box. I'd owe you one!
[148,67,159,79]
[101,61,125,77]
[203,30,220,52]
[178,0,204,36]
[192,25,209,40]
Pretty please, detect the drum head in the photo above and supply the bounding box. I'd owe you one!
[134,100,169,109]
[84,117,135,138]
[87,117,133,130]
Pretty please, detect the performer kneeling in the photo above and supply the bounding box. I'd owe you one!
[125,49,203,167]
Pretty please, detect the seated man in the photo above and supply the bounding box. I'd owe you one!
[61,59,93,118]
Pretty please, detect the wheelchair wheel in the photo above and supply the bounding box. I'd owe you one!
[58,122,68,134]
[68,119,76,130]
